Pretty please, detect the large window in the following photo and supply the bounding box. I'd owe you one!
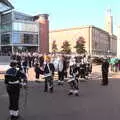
[12,32,38,44]
[23,34,38,44]
[1,34,10,45]
[13,22,39,32]
[1,13,12,24]
[12,32,21,44]
[14,12,33,21]
[1,23,11,32]
[1,13,12,33]
[24,34,33,44]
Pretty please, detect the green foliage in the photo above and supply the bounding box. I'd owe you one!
[74,37,86,54]
[61,40,71,54]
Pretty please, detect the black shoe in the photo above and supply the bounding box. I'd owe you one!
[10,116,18,120]
[101,83,108,86]
[75,93,79,96]
[50,90,54,93]
[44,90,48,92]
[68,92,73,95]
[50,88,54,93]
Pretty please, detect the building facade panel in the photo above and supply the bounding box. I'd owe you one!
[49,27,90,53]
[110,35,117,55]
[92,27,110,55]
[0,1,49,54]
[50,26,117,56]
[0,11,45,53]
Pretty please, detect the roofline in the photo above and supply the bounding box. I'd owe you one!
[12,10,32,17]
[1,0,14,9]
[50,25,116,36]
[50,25,94,32]
[0,0,14,14]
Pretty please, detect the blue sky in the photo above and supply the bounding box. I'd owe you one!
[10,0,120,34]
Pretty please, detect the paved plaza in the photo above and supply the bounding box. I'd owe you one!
[1,77,120,120]
[1,63,120,120]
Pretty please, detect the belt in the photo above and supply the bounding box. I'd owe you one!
[8,81,20,84]
[44,73,52,77]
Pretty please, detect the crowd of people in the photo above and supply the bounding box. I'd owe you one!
[4,52,111,120]
[109,57,120,72]
[9,52,93,93]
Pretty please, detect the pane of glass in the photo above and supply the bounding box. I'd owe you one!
[1,13,12,24]
[0,3,10,12]
[1,34,10,44]
[13,22,39,32]
[12,32,21,44]
[1,24,11,32]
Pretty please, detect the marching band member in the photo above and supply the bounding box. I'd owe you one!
[68,56,79,96]
[5,61,27,120]
[43,56,55,93]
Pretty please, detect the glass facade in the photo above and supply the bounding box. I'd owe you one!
[0,11,39,53]
[1,12,12,47]
[0,2,10,12]
[0,1,13,13]
[1,12,12,33]
[12,32,38,44]
[13,22,38,32]
[14,11,33,21]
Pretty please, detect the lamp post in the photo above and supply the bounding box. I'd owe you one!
[107,50,110,57]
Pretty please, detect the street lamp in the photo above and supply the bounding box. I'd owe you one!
[107,50,110,57]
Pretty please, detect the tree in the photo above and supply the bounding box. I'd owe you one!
[74,36,86,54]
[61,40,71,54]
[52,40,58,53]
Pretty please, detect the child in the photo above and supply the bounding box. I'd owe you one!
[68,58,79,96]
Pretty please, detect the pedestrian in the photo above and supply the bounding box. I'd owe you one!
[58,55,67,85]
[43,56,55,93]
[4,61,27,120]
[22,59,28,73]
[34,63,41,81]
[101,58,109,86]
[68,60,79,96]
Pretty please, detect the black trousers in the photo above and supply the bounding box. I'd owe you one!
[69,77,79,90]
[58,71,64,81]
[7,84,20,111]
[35,72,40,79]
[102,72,108,85]
[79,69,85,78]
[44,76,53,92]
[23,67,27,73]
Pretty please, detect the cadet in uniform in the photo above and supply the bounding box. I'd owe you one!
[68,56,79,96]
[5,61,27,120]
[43,56,55,93]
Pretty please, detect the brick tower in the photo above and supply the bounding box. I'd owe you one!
[35,14,49,54]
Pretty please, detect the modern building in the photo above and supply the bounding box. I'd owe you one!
[49,9,117,56]
[0,0,14,13]
[0,0,49,54]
